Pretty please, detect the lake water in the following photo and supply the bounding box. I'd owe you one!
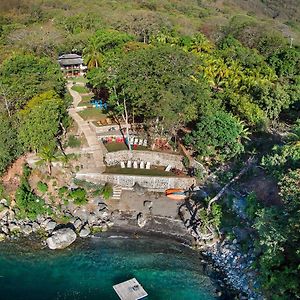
[0,235,227,300]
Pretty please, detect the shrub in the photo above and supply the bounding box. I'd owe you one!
[37,181,48,193]
[245,192,262,220]
[58,186,68,198]
[69,188,87,205]
[101,183,113,200]
[67,135,81,148]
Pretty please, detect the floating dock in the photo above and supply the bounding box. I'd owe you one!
[113,278,148,300]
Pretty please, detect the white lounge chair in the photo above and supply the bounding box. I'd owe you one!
[142,139,147,147]
[133,161,138,169]
[120,161,126,169]
[134,138,139,145]
[140,161,145,169]
[138,139,143,145]
[127,160,132,168]
[146,162,151,169]
[165,165,172,172]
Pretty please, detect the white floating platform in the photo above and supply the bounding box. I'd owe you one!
[113,278,148,300]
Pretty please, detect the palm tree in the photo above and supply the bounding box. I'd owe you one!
[37,145,57,175]
[83,37,103,69]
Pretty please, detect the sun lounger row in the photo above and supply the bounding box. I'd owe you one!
[120,161,151,169]
[129,137,147,147]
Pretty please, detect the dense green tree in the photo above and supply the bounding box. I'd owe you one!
[0,114,22,174]
[267,48,300,77]
[185,110,248,161]
[0,54,65,110]
[18,91,66,152]
[83,29,133,69]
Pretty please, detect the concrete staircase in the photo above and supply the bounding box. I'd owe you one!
[111,185,123,200]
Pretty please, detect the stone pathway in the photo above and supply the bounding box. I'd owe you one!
[67,82,106,173]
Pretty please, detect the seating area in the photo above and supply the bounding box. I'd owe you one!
[120,160,151,169]
[128,137,148,147]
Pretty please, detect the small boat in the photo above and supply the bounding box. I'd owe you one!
[165,188,187,200]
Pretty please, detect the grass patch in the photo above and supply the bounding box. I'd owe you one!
[78,95,93,107]
[105,166,180,177]
[71,85,90,94]
[71,77,88,84]
[105,142,148,152]
[78,108,106,121]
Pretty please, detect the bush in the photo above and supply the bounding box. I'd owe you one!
[58,186,68,198]
[37,181,48,193]
[245,192,261,220]
[101,183,113,200]
[67,135,81,148]
[69,188,87,205]
[15,177,51,221]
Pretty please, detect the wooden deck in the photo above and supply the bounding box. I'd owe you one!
[113,278,148,300]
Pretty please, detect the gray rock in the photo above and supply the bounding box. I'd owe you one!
[0,233,6,241]
[143,200,153,210]
[31,222,40,232]
[137,212,147,228]
[96,208,109,219]
[0,208,9,220]
[45,221,57,232]
[106,220,114,227]
[98,202,107,211]
[22,225,33,235]
[87,213,98,225]
[46,228,77,250]
[111,210,121,219]
[0,199,8,206]
[1,225,9,235]
[8,222,21,232]
[73,218,82,230]
[79,226,90,238]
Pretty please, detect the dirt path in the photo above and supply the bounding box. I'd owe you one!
[67,82,106,173]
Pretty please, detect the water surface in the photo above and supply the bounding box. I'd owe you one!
[0,235,223,300]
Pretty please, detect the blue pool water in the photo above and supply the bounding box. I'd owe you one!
[0,235,224,300]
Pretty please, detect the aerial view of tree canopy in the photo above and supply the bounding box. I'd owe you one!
[0,1,299,298]
[0,54,65,113]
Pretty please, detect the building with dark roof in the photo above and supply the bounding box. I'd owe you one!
[58,54,87,77]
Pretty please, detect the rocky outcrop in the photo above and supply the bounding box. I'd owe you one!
[46,228,77,250]
[137,212,147,228]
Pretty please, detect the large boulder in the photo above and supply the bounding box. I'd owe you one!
[79,225,90,238]
[45,221,57,232]
[46,228,77,250]
[137,212,147,228]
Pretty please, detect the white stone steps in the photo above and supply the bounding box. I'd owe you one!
[112,186,123,200]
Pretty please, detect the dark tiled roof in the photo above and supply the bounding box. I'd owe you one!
[58,53,81,59]
[58,54,83,66]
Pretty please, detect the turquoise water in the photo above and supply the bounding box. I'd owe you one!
[0,236,223,300]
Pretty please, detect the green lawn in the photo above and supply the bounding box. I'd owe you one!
[105,166,178,177]
[71,77,88,84]
[105,142,148,152]
[71,85,90,94]
[78,108,106,121]
[78,95,93,107]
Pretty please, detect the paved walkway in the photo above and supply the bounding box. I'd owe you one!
[67,82,106,173]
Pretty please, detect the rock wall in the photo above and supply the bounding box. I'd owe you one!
[105,150,185,170]
[76,172,195,191]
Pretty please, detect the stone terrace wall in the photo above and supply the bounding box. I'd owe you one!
[76,172,195,191]
[105,150,185,170]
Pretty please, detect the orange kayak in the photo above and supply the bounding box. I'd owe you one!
[165,188,186,200]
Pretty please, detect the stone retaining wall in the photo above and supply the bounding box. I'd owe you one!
[76,172,195,191]
[105,150,185,170]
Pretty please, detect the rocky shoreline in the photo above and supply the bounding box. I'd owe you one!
[0,196,262,299]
